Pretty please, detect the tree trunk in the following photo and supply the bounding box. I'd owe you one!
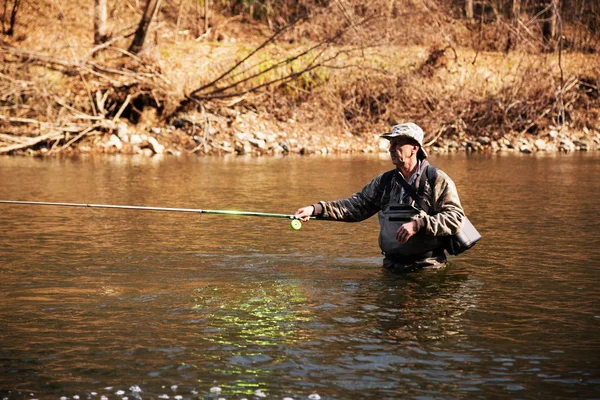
[3,0,20,36]
[204,0,209,33]
[465,0,473,20]
[543,0,561,49]
[128,0,162,54]
[93,0,108,45]
[511,0,520,20]
[506,0,521,51]
[550,0,560,40]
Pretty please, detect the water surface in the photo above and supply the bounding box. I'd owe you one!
[0,153,599,399]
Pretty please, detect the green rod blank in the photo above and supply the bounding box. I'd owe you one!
[0,200,311,220]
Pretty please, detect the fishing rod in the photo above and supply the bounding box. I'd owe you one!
[0,200,312,230]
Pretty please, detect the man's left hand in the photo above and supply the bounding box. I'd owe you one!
[396,221,418,243]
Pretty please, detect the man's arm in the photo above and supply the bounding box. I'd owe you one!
[295,173,386,222]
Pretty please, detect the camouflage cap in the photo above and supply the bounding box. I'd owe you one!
[380,122,428,159]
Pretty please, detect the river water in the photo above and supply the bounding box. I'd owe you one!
[0,153,598,399]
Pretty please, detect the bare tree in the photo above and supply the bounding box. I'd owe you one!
[511,0,520,19]
[128,0,162,54]
[93,0,108,45]
[549,0,560,40]
[542,0,561,49]
[204,0,209,33]
[507,0,521,50]
[1,0,21,36]
[465,0,474,20]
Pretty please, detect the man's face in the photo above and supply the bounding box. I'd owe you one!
[389,136,419,167]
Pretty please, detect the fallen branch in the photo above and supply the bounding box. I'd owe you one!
[0,133,27,143]
[0,131,64,154]
[49,124,101,154]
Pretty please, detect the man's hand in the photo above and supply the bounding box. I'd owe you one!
[396,221,418,243]
[294,206,314,222]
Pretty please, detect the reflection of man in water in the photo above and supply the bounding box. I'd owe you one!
[295,123,465,272]
[376,268,474,342]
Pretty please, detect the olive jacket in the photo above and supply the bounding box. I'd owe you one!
[312,163,465,239]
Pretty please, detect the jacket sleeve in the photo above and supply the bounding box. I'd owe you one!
[419,169,465,236]
[315,174,385,222]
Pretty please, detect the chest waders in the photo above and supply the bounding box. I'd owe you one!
[377,166,442,259]
[378,202,443,258]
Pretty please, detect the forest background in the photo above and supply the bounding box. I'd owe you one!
[0,0,598,156]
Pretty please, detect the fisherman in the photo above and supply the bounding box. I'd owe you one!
[294,122,465,272]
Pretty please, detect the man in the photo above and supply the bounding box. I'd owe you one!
[294,122,465,272]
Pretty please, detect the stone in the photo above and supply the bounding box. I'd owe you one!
[573,140,588,151]
[106,134,123,150]
[254,131,267,140]
[130,134,143,145]
[248,138,266,149]
[147,137,165,154]
[519,144,532,153]
[534,139,547,150]
[477,136,491,145]
[558,139,575,152]
[379,139,389,152]
[116,123,129,141]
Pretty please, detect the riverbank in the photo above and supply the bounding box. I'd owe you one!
[5,108,599,158]
[1,2,599,158]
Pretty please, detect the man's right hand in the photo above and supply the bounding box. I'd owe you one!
[294,206,314,222]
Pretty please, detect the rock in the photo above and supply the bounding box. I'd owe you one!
[446,140,460,149]
[117,123,129,141]
[147,137,165,154]
[106,134,123,150]
[477,136,491,145]
[151,127,161,135]
[130,134,143,145]
[534,139,547,150]
[573,140,588,151]
[235,141,252,154]
[378,139,389,152]
[234,132,252,142]
[519,144,532,154]
[254,131,267,140]
[248,138,266,149]
[558,139,575,152]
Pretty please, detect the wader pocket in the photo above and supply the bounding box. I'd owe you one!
[378,205,441,257]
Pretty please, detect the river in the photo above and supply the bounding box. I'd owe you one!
[0,152,599,399]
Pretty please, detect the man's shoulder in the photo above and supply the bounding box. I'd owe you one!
[424,163,450,179]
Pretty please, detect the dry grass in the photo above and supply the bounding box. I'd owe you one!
[1,0,599,151]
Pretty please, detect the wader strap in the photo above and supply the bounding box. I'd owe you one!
[395,160,431,210]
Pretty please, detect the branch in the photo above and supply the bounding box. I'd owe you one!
[0,131,64,154]
[189,16,306,97]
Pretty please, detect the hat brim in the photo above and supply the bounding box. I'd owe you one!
[381,133,428,159]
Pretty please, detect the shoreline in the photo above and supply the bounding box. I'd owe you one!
[5,124,598,158]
